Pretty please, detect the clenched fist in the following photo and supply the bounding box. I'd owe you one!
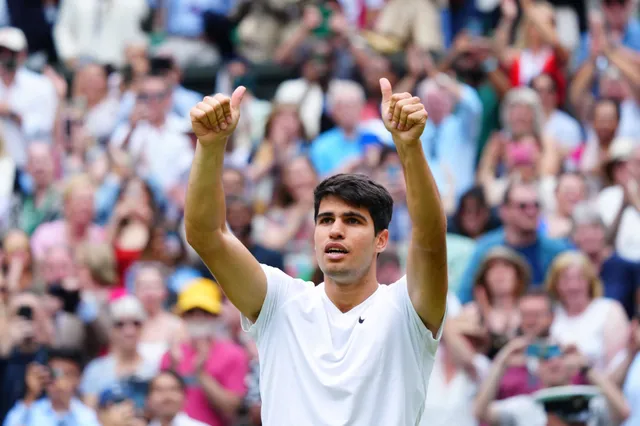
[380,78,428,145]
[190,86,246,146]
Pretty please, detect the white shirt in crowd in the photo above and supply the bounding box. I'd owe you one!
[598,186,640,262]
[149,413,209,426]
[241,265,444,426]
[110,114,194,191]
[619,351,640,426]
[0,67,57,166]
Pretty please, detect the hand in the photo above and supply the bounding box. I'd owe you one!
[25,363,51,400]
[43,66,68,100]
[329,13,349,37]
[190,87,246,147]
[501,0,518,21]
[495,336,529,366]
[380,78,428,144]
[0,102,11,116]
[302,6,322,31]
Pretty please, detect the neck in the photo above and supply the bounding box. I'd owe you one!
[150,115,165,128]
[542,105,554,117]
[341,126,357,139]
[146,306,162,319]
[504,226,538,246]
[50,396,71,412]
[491,295,515,311]
[159,415,175,426]
[67,221,88,239]
[324,270,378,313]
[564,301,589,316]
[115,348,139,363]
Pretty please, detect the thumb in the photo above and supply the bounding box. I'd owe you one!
[379,78,393,104]
[230,86,247,110]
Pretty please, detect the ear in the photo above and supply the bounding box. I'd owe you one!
[375,229,389,253]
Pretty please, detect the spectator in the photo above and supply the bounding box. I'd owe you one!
[458,181,570,303]
[96,384,144,426]
[147,370,209,426]
[374,147,412,244]
[161,278,249,426]
[3,348,100,426]
[580,98,621,178]
[546,251,630,368]
[0,27,57,167]
[448,186,502,240]
[1,229,34,292]
[544,171,588,239]
[377,250,403,285]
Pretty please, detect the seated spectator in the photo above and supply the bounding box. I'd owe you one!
[474,337,630,425]
[571,204,640,318]
[461,247,530,359]
[147,370,209,426]
[30,173,105,260]
[3,348,100,426]
[134,263,188,368]
[544,172,588,239]
[375,147,412,244]
[161,278,249,426]
[547,251,630,369]
[80,295,158,411]
[579,98,620,179]
[0,27,58,167]
[448,186,502,240]
[96,383,144,426]
[608,321,640,426]
[377,250,403,285]
[458,181,571,303]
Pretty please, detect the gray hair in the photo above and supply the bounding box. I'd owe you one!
[109,295,147,324]
[327,80,365,110]
[500,87,546,137]
[571,201,605,231]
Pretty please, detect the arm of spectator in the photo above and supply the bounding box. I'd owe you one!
[606,181,640,247]
[443,316,488,380]
[273,6,321,65]
[53,0,79,69]
[520,0,570,66]
[258,204,311,251]
[477,132,504,191]
[493,0,519,69]
[473,337,529,424]
[586,366,631,421]
[539,134,562,176]
[608,320,640,388]
[604,301,631,367]
[568,58,596,111]
[605,47,640,102]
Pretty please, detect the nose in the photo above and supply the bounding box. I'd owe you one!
[328,220,345,240]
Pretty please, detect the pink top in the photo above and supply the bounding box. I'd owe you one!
[160,339,249,426]
[30,220,106,259]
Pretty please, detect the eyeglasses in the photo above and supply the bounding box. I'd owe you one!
[512,201,540,211]
[113,320,143,329]
[603,0,627,6]
[137,92,167,103]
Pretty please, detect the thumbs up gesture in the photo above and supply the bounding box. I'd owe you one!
[379,78,428,145]
[190,86,247,146]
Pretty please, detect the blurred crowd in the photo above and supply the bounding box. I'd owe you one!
[0,0,639,425]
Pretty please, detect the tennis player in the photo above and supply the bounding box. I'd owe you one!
[185,78,448,425]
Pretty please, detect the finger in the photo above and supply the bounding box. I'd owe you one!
[197,100,219,132]
[398,98,422,130]
[211,95,229,130]
[406,108,429,128]
[230,86,246,112]
[392,95,415,129]
[379,78,393,106]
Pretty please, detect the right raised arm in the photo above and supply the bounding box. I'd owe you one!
[185,88,267,322]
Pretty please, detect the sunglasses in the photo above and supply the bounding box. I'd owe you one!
[113,320,143,329]
[603,0,627,5]
[137,92,167,102]
[512,201,540,211]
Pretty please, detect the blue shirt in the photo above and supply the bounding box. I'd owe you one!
[601,254,640,318]
[456,228,572,303]
[419,85,483,202]
[3,398,99,426]
[309,128,378,176]
[573,19,640,69]
[148,0,235,37]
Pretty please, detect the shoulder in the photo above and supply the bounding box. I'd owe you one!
[71,398,100,420]
[216,340,250,363]
[475,228,506,249]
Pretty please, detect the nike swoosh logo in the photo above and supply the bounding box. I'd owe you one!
[358,317,365,324]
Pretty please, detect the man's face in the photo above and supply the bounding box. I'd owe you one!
[501,185,540,232]
[603,0,631,30]
[507,103,535,137]
[331,94,363,131]
[519,295,553,338]
[134,268,166,314]
[27,144,54,188]
[42,246,74,285]
[537,352,572,387]
[65,185,95,227]
[46,358,81,402]
[573,223,606,255]
[555,175,586,216]
[532,75,557,110]
[314,196,388,285]
[593,102,619,143]
[111,316,143,352]
[221,169,245,197]
[138,77,171,122]
[0,46,19,72]
[148,374,184,420]
[422,87,453,125]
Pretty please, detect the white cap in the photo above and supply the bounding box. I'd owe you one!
[607,138,636,163]
[109,295,147,323]
[0,27,27,52]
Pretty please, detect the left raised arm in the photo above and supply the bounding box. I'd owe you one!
[380,78,448,335]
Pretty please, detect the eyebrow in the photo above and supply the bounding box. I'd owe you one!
[317,211,368,221]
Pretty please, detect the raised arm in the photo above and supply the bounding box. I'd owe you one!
[185,88,267,322]
[379,78,448,335]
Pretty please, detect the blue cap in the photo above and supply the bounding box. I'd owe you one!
[98,384,133,409]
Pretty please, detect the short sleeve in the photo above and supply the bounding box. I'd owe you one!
[389,277,446,357]
[240,264,312,342]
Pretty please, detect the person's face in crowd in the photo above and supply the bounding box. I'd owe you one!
[518,295,553,338]
[148,373,185,421]
[421,86,453,125]
[377,152,406,202]
[269,107,304,144]
[41,246,75,285]
[124,43,150,80]
[531,74,557,111]
[138,76,171,124]
[122,178,152,207]
[501,185,540,233]
[112,315,143,352]
[459,195,489,238]
[599,73,628,103]
[376,258,402,285]
[331,92,364,132]
[314,195,388,285]
[302,42,333,84]
[537,351,572,387]
[135,267,166,315]
[226,200,253,242]
[0,46,22,73]
[602,0,631,31]
[484,260,518,300]
[610,159,631,186]
[592,100,619,144]
[183,308,219,339]
[27,143,55,189]
[220,298,242,340]
[46,358,81,404]
[555,174,587,217]
[65,183,95,227]
[77,64,109,106]
[222,169,245,197]
[284,157,317,204]
[555,264,591,309]
[507,103,535,138]
[3,229,31,271]
[572,223,606,256]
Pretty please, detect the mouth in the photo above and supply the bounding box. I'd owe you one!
[324,243,349,260]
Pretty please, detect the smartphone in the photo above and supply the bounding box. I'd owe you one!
[17,305,33,321]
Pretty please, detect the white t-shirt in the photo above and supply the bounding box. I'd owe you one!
[241,265,444,426]
[597,186,640,262]
[492,394,609,426]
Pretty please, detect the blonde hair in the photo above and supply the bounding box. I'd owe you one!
[545,251,603,301]
[76,242,117,286]
[62,173,95,202]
